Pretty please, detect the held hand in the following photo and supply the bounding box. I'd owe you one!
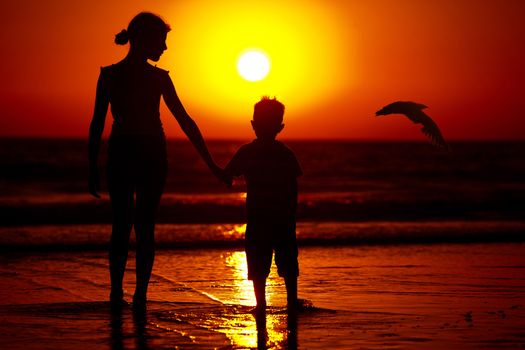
[210,164,233,187]
[88,169,102,198]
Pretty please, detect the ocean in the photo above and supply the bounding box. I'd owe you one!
[0,139,524,248]
[1,139,524,349]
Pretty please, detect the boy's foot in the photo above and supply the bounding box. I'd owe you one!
[287,298,313,315]
[250,304,267,318]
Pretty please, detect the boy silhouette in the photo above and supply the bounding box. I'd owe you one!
[224,97,302,315]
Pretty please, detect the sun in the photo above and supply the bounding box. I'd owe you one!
[237,50,270,82]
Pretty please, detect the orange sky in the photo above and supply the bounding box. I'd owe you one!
[0,0,524,140]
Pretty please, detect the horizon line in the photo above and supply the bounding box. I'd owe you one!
[1,136,525,142]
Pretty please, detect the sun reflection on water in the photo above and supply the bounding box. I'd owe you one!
[225,250,255,306]
[223,248,283,308]
[220,223,247,240]
[220,250,289,348]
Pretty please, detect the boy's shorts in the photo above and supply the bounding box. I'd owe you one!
[245,221,299,280]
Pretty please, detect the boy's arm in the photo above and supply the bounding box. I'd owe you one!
[289,149,303,177]
[295,158,303,177]
[223,147,247,187]
[161,73,229,184]
[221,167,234,188]
[221,160,236,188]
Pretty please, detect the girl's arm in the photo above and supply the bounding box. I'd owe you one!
[88,70,110,198]
[162,73,229,184]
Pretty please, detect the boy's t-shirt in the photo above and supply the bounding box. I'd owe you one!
[225,139,302,223]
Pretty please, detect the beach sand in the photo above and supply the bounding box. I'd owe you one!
[1,243,525,349]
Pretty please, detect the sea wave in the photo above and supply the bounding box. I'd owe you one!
[1,189,524,226]
[1,221,524,251]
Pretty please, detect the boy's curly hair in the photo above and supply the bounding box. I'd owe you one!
[253,96,285,125]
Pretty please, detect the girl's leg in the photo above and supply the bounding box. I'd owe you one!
[107,136,135,303]
[133,139,166,303]
[108,183,134,302]
[133,190,160,302]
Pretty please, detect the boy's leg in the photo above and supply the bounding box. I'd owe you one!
[252,277,267,313]
[245,224,272,313]
[275,223,299,311]
[284,275,298,309]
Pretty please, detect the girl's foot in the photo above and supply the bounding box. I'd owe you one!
[109,289,127,308]
[132,292,147,310]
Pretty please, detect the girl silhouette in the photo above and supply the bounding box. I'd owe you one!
[88,12,225,307]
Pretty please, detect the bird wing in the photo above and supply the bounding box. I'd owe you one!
[376,101,449,150]
[403,110,423,124]
[414,110,449,150]
[378,102,428,122]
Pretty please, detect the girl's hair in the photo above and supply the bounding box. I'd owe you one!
[115,12,171,45]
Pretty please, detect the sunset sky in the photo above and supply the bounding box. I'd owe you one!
[0,0,524,140]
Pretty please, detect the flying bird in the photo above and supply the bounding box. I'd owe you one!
[375,101,449,150]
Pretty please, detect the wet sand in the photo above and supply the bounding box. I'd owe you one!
[1,243,525,349]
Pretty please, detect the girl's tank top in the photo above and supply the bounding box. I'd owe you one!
[100,62,169,137]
